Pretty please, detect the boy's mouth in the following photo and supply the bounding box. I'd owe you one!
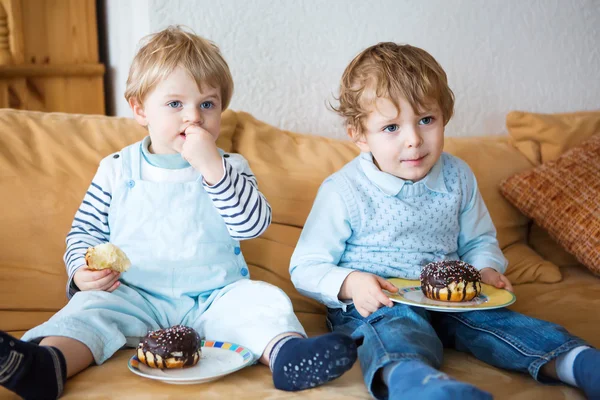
[401,154,427,166]
[402,154,426,162]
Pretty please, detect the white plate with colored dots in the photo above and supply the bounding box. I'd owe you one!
[128,340,254,384]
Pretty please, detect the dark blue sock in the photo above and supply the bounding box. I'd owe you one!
[573,348,600,399]
[0,331,67,400]
[387,360,492,400]
[270,333,357,391]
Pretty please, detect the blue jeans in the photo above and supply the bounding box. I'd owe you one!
[327,304,587,399]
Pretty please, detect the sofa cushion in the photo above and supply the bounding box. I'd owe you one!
[500,134,600,276]
[506,110,600,165]
[507,110,600,269]
[231,112,560,288]
[0,109,237,331]
[231,113,359,228]
[529,225,581,269]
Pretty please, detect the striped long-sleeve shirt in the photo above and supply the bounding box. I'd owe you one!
[64,145,271,297]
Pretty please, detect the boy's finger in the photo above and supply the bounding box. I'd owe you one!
[361,297,377,311]
[376,276,399,293]
[184,125,209,136]
[356,306,370,318]
[376,291,394,307]
[361,299,378,313]
[89,271,120,289]
[370,298,386,312]
[81,268,112,282]
[105,280,121,293]
[501,277,514,292]
[102,274,121,290]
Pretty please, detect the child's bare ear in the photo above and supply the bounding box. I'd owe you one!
[347,125,370,152]
[129,97,148,126]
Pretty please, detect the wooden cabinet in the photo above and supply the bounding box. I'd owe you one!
[0,0,105,114]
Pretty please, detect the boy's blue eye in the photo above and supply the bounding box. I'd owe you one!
[200,101,214,109]
[419,116,433,125]
[383,124,399,133]
[167,101,182,108]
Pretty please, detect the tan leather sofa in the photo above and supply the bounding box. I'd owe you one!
[1,109,598,399]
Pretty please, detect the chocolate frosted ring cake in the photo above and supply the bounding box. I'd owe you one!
[420,261,482,302]
[137,325,201,369]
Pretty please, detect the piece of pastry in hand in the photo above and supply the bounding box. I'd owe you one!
[137,325,201,369]
[85,243,131,272]
[420,260,482,302]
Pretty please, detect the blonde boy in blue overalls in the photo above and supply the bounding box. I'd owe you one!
[0,26,356,399]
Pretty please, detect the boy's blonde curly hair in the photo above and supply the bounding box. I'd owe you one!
[334,42,454,139]
[125,26,233,109]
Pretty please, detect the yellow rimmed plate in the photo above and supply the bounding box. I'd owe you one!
[386,278,516,312]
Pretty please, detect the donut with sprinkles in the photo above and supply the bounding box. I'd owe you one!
[137,325,201,369]
[420,260,482,302]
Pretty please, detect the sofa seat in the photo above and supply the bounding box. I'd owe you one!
[3,266,597,399]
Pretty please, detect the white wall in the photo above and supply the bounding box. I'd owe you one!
[105,0,600,139]
[103,0,151,117]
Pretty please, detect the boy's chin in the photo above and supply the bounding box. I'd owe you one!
[391,168,429,182]
[151,143,181,155]
[171,144,183,154]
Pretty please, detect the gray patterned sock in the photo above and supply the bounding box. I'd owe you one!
[0,331,66,399]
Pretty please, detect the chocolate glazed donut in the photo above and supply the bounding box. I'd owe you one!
[420,261,482,302]
[137,325,201,369]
